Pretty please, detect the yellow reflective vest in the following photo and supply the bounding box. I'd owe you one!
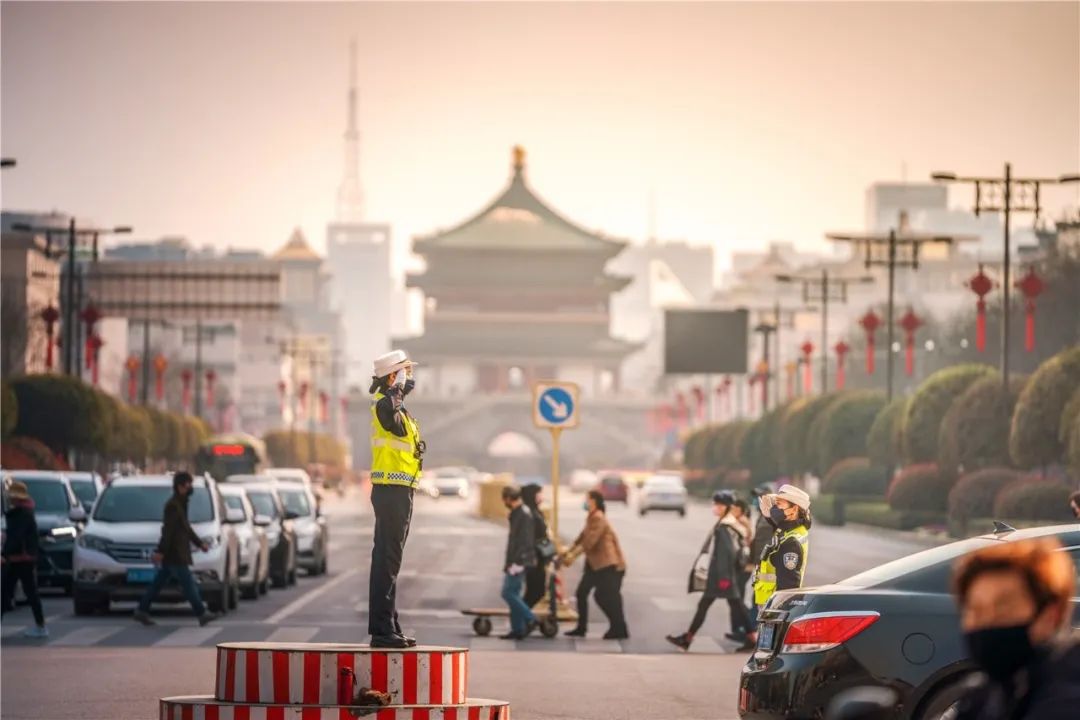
[370,392,422,489]
[753,524,809,607]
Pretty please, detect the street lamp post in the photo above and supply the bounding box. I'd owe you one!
[776,270,872,394]
[931,166,1079,391]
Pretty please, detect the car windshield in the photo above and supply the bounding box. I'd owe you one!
[278,488,311,516]
[69,479,98,504]
[246,491,278,519]
[94,485,214,523]
[836,536,997,589]
[21,479,71,513]
[222,494,246,516]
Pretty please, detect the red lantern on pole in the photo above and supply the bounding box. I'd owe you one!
[834,340,851,391]
[40,305,60,371]
[319,390,329,424]
[181,369,193,414]
[277,380,287,417]
[79,304,102,370]
[858,309,881,375]
[205,369,217,408]
[153,354,168,402]
[898,308,923,377]
[125,355,140,402]
[691,386,705,423]
[966,264,994,353]
[1014,267,1044,353]
[89,335,104,386]
[658,403,673,435]
[800,341,814,394]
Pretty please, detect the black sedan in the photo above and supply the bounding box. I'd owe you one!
[739,524,1080,720]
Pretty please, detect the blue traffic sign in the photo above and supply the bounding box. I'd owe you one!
[538,387,574,425]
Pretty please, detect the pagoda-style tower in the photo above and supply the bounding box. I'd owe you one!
[401,147,637,396]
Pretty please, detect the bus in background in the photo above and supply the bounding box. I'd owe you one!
[195,433,268,482]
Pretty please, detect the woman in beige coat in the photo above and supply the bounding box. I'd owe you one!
[561,490,629,639]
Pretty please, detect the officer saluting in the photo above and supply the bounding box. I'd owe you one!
[752,484,811,613]
[367,350,425,648]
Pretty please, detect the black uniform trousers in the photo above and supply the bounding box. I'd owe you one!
[368,484,414,638]
[1,561,45,626]
[523,562,548,608]
[572,564,628,635]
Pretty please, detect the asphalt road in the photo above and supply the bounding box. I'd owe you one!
[1,483,942,719]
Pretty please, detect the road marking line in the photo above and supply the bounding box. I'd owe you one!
[469,637,506,651]
[0,624,27,638]
[688,636,726,654]
[265,626,319,643]
[153,626,223,647]
[573,638,625,653]
[266,567,360,624]
[50,625,126,646]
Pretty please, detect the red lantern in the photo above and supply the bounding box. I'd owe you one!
[124,355,140,402]
[800,341,814,394]
[79,304,103,370]
[40,305,60,371]
[181,369,193,414]
[691,386,705,423]
[1014,267,1044,353]
[898,308,923,377]
[205,369,217,408]
[966,265,994,352]
[88,335,104,386]
[319,390,329,424]
[858,309,881,375]
[152,354,168,402]
[277,380,287,417]
[834,340,851,390]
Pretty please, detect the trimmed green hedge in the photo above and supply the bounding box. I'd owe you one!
[938,374,1025,479]
[867,396,908,469]
[814,391,887,477]
[1064,388,1080,483]
[993,478,1075,521]
[888,462,952,513]
[902,364,995,464]
[1,381,16,439]
[824,456,889,497]
[844,501,945,531]
[1010,346,1080,469]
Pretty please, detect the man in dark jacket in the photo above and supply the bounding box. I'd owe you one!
[499,485,538,640]
[1,480,48,638]
[133,472,219,626]
[951,537,1080,720]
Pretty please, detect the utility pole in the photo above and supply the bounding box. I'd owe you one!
[776,270,873,394]
[931,166,1079,392]
[827,219,968,401]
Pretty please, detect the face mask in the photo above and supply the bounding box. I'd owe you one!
[769,506,788,524]
[583,502,590,511]
[964,624,1035,682]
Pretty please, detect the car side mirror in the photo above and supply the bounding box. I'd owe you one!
[225,507,246,524]
[69,506,87,523]
[252,514,272,527]
[825,687,898,720]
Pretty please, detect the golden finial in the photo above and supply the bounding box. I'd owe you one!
[512,145,526,171]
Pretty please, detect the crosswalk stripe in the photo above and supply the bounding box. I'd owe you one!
[51,625,126,646]
[153,626,223,647]
[0,624,27,638]
[687,636,727,654]
[573,638,625,653]
[264,626,319,643]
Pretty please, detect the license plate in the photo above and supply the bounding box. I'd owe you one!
[757,622,776,651]
[127,567,157,584]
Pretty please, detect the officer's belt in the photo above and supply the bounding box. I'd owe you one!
[757,573,777,582]
[370,470,418,486]
[371,437,413,453]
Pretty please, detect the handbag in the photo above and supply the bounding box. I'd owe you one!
[536,537,557,562]
[689,529,714,593]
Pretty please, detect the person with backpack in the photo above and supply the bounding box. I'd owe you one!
[666,490,755,651]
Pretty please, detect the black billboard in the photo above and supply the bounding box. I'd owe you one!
[663,309,749,374]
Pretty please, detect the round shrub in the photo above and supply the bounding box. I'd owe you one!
[1,380,16,438]
[823,456,888,497]
[0,435,66,470]
[682,426,712,471]
[867,396,908,469]
[778,393,840,476]
[993,478,1075,521]
[903,364,995,464]
[738,407,783,485]
[947,467,1025,520]
[815,391,887,476]
[706,420,752,472]
[774,397,811,475]
[1010,346,1080,468]
[887,463,951,513]
[937,374,1025,478]
[10,374,112,454]
[1063,388,1080,483]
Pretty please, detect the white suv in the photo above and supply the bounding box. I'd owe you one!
[72,474,240,616]
[274,480,328,576]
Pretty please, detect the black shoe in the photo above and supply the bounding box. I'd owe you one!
[564,627,586,637]
[725,632,748,642]
[666,633,691,651]
[522,620,539,638]
[370,634,410,648]
[603,629,629,640]
[198,611,222,627]
[498,631,524,640]
[400,634,417,647]
[737,638,757,652]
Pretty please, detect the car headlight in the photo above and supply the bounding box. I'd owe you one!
[200,534,221,549]
[50,526,78,539]
[77,533,109,551]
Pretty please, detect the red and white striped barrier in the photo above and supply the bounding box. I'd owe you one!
[159,696,510,720]
[214,643,469,707]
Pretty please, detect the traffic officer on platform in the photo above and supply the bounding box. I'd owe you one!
[368,350,425,648]
[752,484,811,614]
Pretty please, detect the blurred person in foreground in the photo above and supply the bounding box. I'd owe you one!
[1,481,48,638]
[561,489,629,639]
[499,485,538,639]
[951,537,1080,720]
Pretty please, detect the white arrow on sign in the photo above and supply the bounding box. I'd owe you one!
[543,394,569,419]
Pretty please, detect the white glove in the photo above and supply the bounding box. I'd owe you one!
[758,494,776,514]
[507,564,525,576]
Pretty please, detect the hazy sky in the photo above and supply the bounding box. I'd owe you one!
[3,1,1078,276]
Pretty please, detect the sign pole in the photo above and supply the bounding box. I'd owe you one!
[550,427,562,543]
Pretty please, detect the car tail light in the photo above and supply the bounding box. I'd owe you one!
[781,612,880,654]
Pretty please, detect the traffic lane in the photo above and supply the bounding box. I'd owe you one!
[0,645,745,720]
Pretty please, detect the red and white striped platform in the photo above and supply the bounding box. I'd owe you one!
[159,696,510,720]
[157,642,510,720]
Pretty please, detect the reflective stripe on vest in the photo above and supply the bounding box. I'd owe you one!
[370,392,421,488]
[753,525,809,607]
